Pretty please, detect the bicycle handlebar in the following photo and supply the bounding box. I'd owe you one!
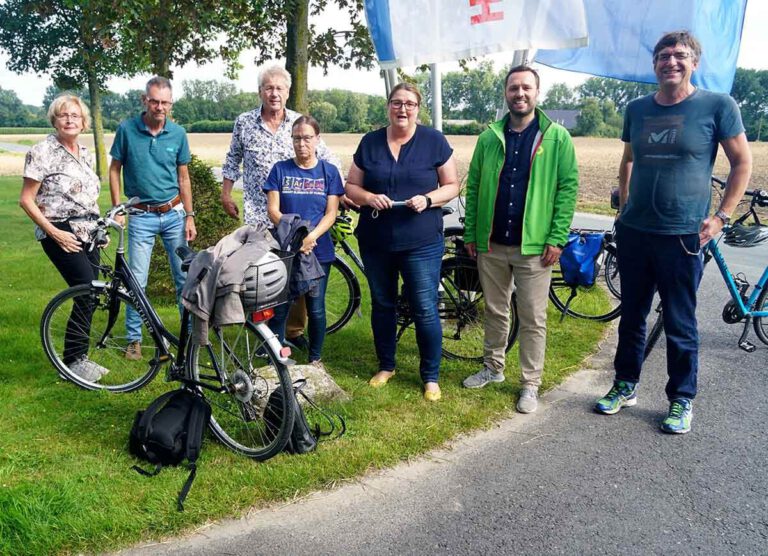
[712,176,768,208]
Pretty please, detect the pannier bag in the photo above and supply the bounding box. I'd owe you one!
[129,388,211,511]
[560,231,605,288]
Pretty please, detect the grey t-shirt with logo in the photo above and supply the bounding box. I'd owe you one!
[620,89,744,235]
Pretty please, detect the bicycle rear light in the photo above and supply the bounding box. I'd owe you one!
[251,308,274,322]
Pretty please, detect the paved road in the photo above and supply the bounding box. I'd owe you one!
[120,228,768,555]
[0,141,30,153]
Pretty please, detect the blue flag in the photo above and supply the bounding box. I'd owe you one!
[534,0,748,93]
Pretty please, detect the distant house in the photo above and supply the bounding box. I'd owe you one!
[543,109,580,130]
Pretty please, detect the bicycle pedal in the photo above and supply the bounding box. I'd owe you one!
[738,340,756,353]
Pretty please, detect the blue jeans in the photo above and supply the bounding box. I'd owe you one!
[613,221,704,400]
[269,262,331,362]
[361,240,444,383]
[126,209,187,342]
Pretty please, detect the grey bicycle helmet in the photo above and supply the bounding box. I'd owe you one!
[241,251,288,310]
[723,224,768,248]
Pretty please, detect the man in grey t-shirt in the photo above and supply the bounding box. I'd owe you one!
[594,31,752,434]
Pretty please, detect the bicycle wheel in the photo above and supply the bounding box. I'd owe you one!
[549,246,622,322]
[326,257,361,335]
[644,305,665,360]
[753,286,768,345]
[186,320,294,459]
[603,249,621,299]
[41,284,162,392]
[439,257,519,362]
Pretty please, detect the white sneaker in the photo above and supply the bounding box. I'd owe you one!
[69,357,110,382]
[516,386,538,414]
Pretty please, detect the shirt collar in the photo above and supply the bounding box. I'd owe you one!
[137,112,168,135]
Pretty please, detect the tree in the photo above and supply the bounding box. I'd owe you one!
[426,61,503,123]
[117,0,258,78]
[573,98,604,136]
[0,0,143,177]
[541,83,577,110]
[309,100,338,132]
[0,87,27,126]
[239,0,376,113]
[577,77,656,113]
[182,80,239,103]
[731,68,768,141]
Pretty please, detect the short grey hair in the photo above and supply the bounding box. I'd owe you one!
[145,76,173,95]
[47,94,91,130]
[258,65,292,91]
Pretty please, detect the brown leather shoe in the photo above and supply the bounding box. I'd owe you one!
[125,341,142,361]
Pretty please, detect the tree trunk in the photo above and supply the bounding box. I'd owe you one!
[86,73,107,180]
[285,0,309,113]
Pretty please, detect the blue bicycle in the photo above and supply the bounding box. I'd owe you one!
[645,178,768,356]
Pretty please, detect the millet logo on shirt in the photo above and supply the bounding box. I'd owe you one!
[648,129,676,144]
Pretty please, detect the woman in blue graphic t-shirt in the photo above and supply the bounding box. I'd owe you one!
[264,115,344,367]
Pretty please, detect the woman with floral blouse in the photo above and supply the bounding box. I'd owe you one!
[19,94,108,382]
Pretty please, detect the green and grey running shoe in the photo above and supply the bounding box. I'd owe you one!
[594,380,637,415]
[660,398,693,434]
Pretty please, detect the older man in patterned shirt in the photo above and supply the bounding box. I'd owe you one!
[220,65,340,226]
[220,65,341,349]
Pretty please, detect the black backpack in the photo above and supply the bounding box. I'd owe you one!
[129,388,211,511]
[264,379,346,455]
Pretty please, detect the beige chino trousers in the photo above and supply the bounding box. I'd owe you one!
[477,243,552,387]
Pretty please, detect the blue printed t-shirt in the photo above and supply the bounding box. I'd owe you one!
[620,89,744,235]
[263,159,344,263]
[110,114,192,204]
[353,125,453,252]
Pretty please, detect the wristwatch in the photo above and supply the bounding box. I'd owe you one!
[714,209,730,226]
[423,195,433,209]
[186,211,196,218]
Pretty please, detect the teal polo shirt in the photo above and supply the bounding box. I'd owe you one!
[110,114,191,204]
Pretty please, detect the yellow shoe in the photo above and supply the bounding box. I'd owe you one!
[369,370,395,388]
[423,384,442,402]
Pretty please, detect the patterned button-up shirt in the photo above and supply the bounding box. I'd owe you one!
[221,106,341,225]
[23,134,101,242]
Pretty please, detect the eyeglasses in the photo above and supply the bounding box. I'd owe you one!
[56,113,82,121]
[292,135,316,143]
[146,98,173,108]
[263,85,287,94]
[655,51,693,63]
[389,100,419,111]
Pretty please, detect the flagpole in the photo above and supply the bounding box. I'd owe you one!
[430,63,442,131]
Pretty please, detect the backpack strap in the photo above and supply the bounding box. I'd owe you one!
[177,390,211,511]
[293,380,346,440]
[132,463,163,477]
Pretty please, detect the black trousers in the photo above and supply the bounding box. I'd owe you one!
[41,222,100,363]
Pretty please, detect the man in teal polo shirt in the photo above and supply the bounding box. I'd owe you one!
[109,76,196,361]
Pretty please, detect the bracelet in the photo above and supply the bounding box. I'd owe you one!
[423,195,432,209]
[186,211,196,218]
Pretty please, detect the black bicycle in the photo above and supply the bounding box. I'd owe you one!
[40,199,297,460]
[325,207,519,362]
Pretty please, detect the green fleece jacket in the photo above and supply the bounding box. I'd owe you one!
[464,108,579,255]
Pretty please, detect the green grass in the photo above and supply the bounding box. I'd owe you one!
[10,139,36,146]
[0,128,52,135]
[0,177,607,555]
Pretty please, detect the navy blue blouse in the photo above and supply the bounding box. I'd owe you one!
[352,125,453,252]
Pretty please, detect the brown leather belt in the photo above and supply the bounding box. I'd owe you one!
[134,195,181,214]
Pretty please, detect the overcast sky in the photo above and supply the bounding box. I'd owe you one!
[1,2,766,106]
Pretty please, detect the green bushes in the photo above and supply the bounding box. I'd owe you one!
[185,120,235,133]
[0,127,53,134]
[146,155,239,301]
[442,121,487,135]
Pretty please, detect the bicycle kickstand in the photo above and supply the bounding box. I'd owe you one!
[737,316,756,353]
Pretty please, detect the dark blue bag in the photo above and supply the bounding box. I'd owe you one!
[559,232,604,287]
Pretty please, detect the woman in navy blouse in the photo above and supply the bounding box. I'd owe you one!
[345,83,459,401]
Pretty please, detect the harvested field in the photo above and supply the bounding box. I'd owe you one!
[2,132,767,213]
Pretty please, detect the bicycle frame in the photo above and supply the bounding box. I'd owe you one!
[705,240,768,319]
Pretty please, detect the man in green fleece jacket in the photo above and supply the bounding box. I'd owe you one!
[462,65,579,413]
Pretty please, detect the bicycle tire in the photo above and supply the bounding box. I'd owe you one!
[603,249,621,299]
[439,257,519,362]
[549,243,622,322]
[186,320,294,460]
[753,285,768,345]
[326,257,361,335]
[41,284,162,392]
[644,307,665,360]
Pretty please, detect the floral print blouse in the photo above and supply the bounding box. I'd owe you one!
[23,134,101,242]
[221,106,341,226]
